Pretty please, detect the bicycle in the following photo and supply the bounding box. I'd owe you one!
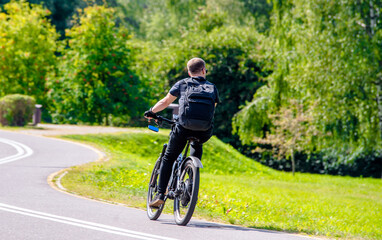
[146,115,203,226]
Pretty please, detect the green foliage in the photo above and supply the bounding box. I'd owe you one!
[0,0,119,37]
[234,0,382,161]
[258,150,382,178]
[0,0,58,107]
[116,0,272,40]
[196,27,268,144]
[251,100,319,175]
[61,132,382,239]
[49,5,148,125]
[0,94,35,126]
[135,25,269,145]
[116,0,202,40]
[240,0,272,31]
[232,86,273,144]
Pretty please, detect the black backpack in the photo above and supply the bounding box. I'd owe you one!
[179,78,216,131]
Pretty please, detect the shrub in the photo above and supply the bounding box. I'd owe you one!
[253,149,382,178]
[0,94,35,126]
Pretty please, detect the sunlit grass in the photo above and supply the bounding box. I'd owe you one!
[60,131,382,239]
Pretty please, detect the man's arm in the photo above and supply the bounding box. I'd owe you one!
[151,93,177,113]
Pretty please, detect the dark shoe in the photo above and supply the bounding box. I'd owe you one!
[149,193,165,208]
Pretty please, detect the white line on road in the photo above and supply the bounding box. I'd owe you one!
[0,138,33,164]
[0,203,178,240]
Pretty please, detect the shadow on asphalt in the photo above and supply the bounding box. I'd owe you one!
[158,219,288,234]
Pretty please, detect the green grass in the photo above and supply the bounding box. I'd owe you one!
[60,131,382,239]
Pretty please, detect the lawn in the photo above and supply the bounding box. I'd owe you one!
[59,131,382,240]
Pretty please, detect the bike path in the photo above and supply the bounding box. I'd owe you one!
[0,130,317,240]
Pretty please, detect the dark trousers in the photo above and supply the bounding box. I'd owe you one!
[157,124,213,194]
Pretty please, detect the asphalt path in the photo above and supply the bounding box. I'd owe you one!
[0,130,317,240]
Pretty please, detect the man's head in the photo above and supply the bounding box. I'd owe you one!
[187,58,207,77]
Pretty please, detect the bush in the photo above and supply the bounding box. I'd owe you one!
[252,149,382,178]
[0,94,35,126]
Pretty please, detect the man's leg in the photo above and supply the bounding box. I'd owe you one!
[157,125,187,194]
[189,128,213,160]
[190,142,203,160]
[150,126,187,207]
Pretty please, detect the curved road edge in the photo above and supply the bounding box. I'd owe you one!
[44,136,132,208]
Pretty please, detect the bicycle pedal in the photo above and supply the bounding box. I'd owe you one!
[167,191,175,199]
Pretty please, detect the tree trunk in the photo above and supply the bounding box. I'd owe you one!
[291,148,295,176]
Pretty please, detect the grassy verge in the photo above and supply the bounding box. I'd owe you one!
[60,131,382,240]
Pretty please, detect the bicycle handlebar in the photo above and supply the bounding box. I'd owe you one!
[147,115,176,132]
[155,115,176,125]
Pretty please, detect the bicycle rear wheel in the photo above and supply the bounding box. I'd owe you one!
[174,159,200,226]
[147,159,164,220]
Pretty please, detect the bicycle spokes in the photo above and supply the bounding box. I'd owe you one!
[178,166,193,212]
[180,178,193,207]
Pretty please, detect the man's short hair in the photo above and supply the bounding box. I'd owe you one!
[187,58,206,74]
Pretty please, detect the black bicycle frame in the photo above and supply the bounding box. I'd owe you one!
[166,139,193,199]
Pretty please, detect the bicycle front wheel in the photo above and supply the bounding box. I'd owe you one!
[147,159,164,220]
[174,159,200,226]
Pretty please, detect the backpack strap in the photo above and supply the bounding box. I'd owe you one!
[182,77,194,92]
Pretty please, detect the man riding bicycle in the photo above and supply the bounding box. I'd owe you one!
[144,57,220,208]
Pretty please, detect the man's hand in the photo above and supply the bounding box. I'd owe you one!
[144,93,176,120]
[144,108,157,119]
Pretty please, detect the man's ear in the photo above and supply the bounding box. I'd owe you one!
[188,71,191,77]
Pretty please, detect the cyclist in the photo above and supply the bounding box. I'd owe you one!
[144,57,220,208]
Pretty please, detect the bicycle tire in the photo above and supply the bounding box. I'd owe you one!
[174,159,200,226]
[147,159,164,220]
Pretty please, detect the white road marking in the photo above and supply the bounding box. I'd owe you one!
[0,138,33,164]
[0,137,176,239]
[0,202,178,240]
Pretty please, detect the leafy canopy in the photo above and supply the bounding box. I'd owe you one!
[234,0,382,160]
[49,5,146,125]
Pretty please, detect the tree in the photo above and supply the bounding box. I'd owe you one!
[356,1,382,140]
[1,0,118,37]
[234,0,382,162]
[0,0,58,107]
[115,0,272,40]
[253,100,318,175]
[49,5,146,125]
